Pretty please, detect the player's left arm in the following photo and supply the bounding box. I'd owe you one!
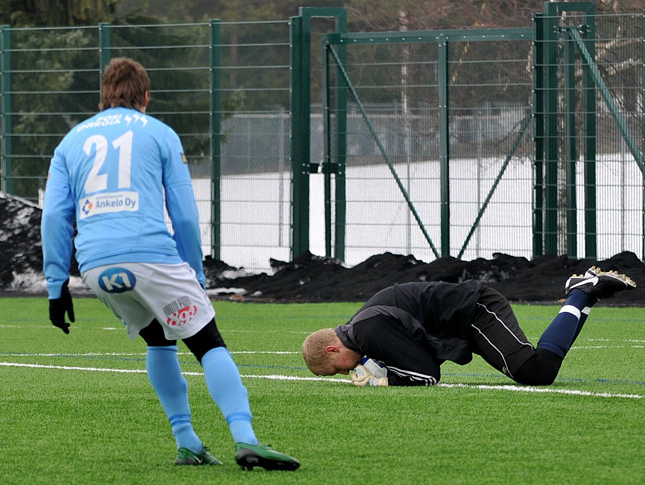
[42,147,77,334]
[162,130,206,287]
[42,147,76,299]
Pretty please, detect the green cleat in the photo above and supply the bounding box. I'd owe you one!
[235,442,300,471]
[175,446,223,466]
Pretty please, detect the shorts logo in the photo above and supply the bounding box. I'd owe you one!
[98,267,136,293]
[163,296,198,327]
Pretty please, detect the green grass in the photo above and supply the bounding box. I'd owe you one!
[1,297,643,484]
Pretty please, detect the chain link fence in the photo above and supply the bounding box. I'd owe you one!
[0,19,293,271]
[321,6,643,265]
[0,3,642,272]
[322,30,535,265]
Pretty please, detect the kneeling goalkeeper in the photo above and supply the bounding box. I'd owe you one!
[302,268,635,386]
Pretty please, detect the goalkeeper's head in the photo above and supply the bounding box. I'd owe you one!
[100,57,150,113]
[302,328,362,376]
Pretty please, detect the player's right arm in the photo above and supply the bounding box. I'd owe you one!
[354,318,441,386]
[160,128,207,287]
[41,145,76,299]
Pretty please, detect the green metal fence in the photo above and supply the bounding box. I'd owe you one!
[535,3,644,261]
[0,2,643,271]
[322,27,535,265]
[0,19,294,271]
[321,2,644,265]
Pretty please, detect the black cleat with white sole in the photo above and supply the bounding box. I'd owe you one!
[564,266,636,300]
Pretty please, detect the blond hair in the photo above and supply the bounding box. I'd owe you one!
[99,57,150,112]
[301,328,337,374]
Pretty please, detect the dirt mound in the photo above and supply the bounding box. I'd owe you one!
[204,250,645,305]
[0,193,47,288]
[2,191,644,305]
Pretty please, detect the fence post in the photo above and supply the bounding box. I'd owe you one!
[581,7,597,259]
[290,8,347,260]
[564,29,577,258]
[98,22,111,75]
[290,15,310,258]
[542,4,559,255]
[532,13,544,258]
[0,25,11,195]
[438,34,450,256]
[332,15,348,263]
[322,42,332,257]
[541,1,597,258]
[209,19,221,260]
[323,36,348,261]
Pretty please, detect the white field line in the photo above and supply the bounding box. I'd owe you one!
[100,328,314,335]
[0,361,642,400]
[588,339,645,342]
[437,383,643,399]
[2,340,644,358]
[572,346,644,350]
[0,325,313,333]
[0,362,341,383]
[1,351,298,357]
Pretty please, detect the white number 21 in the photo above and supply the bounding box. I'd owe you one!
[83,131,133,194]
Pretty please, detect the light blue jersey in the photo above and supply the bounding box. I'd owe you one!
[42,107,205,298]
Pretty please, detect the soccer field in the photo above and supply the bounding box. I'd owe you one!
[1,297,643,485]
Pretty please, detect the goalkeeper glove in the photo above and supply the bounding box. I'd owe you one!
[49,280,75,334]
[351,365,389,387]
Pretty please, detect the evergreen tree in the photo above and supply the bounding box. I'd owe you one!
[1,0,118,26]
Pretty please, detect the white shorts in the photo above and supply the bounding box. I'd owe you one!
[82,262,215,340]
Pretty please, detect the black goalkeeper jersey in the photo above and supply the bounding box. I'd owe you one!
[335,280,482,386]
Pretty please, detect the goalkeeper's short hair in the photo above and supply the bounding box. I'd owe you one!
[302,328,337,374]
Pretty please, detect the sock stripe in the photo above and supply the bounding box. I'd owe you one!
[559,305,581,319]
[170,414,192,426]
[226,412,252,425]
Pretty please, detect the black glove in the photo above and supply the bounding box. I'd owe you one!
[49,280,75,334]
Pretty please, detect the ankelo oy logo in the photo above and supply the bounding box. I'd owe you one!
[81,198,94,216]
[79,191,139,219]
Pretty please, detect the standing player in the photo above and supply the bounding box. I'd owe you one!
[41,57,299,471]
[302,267,635,386]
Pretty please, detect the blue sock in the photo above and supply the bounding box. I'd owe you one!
[537,290,592,358]
[146,346,202,453]
[201,347,258,445]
